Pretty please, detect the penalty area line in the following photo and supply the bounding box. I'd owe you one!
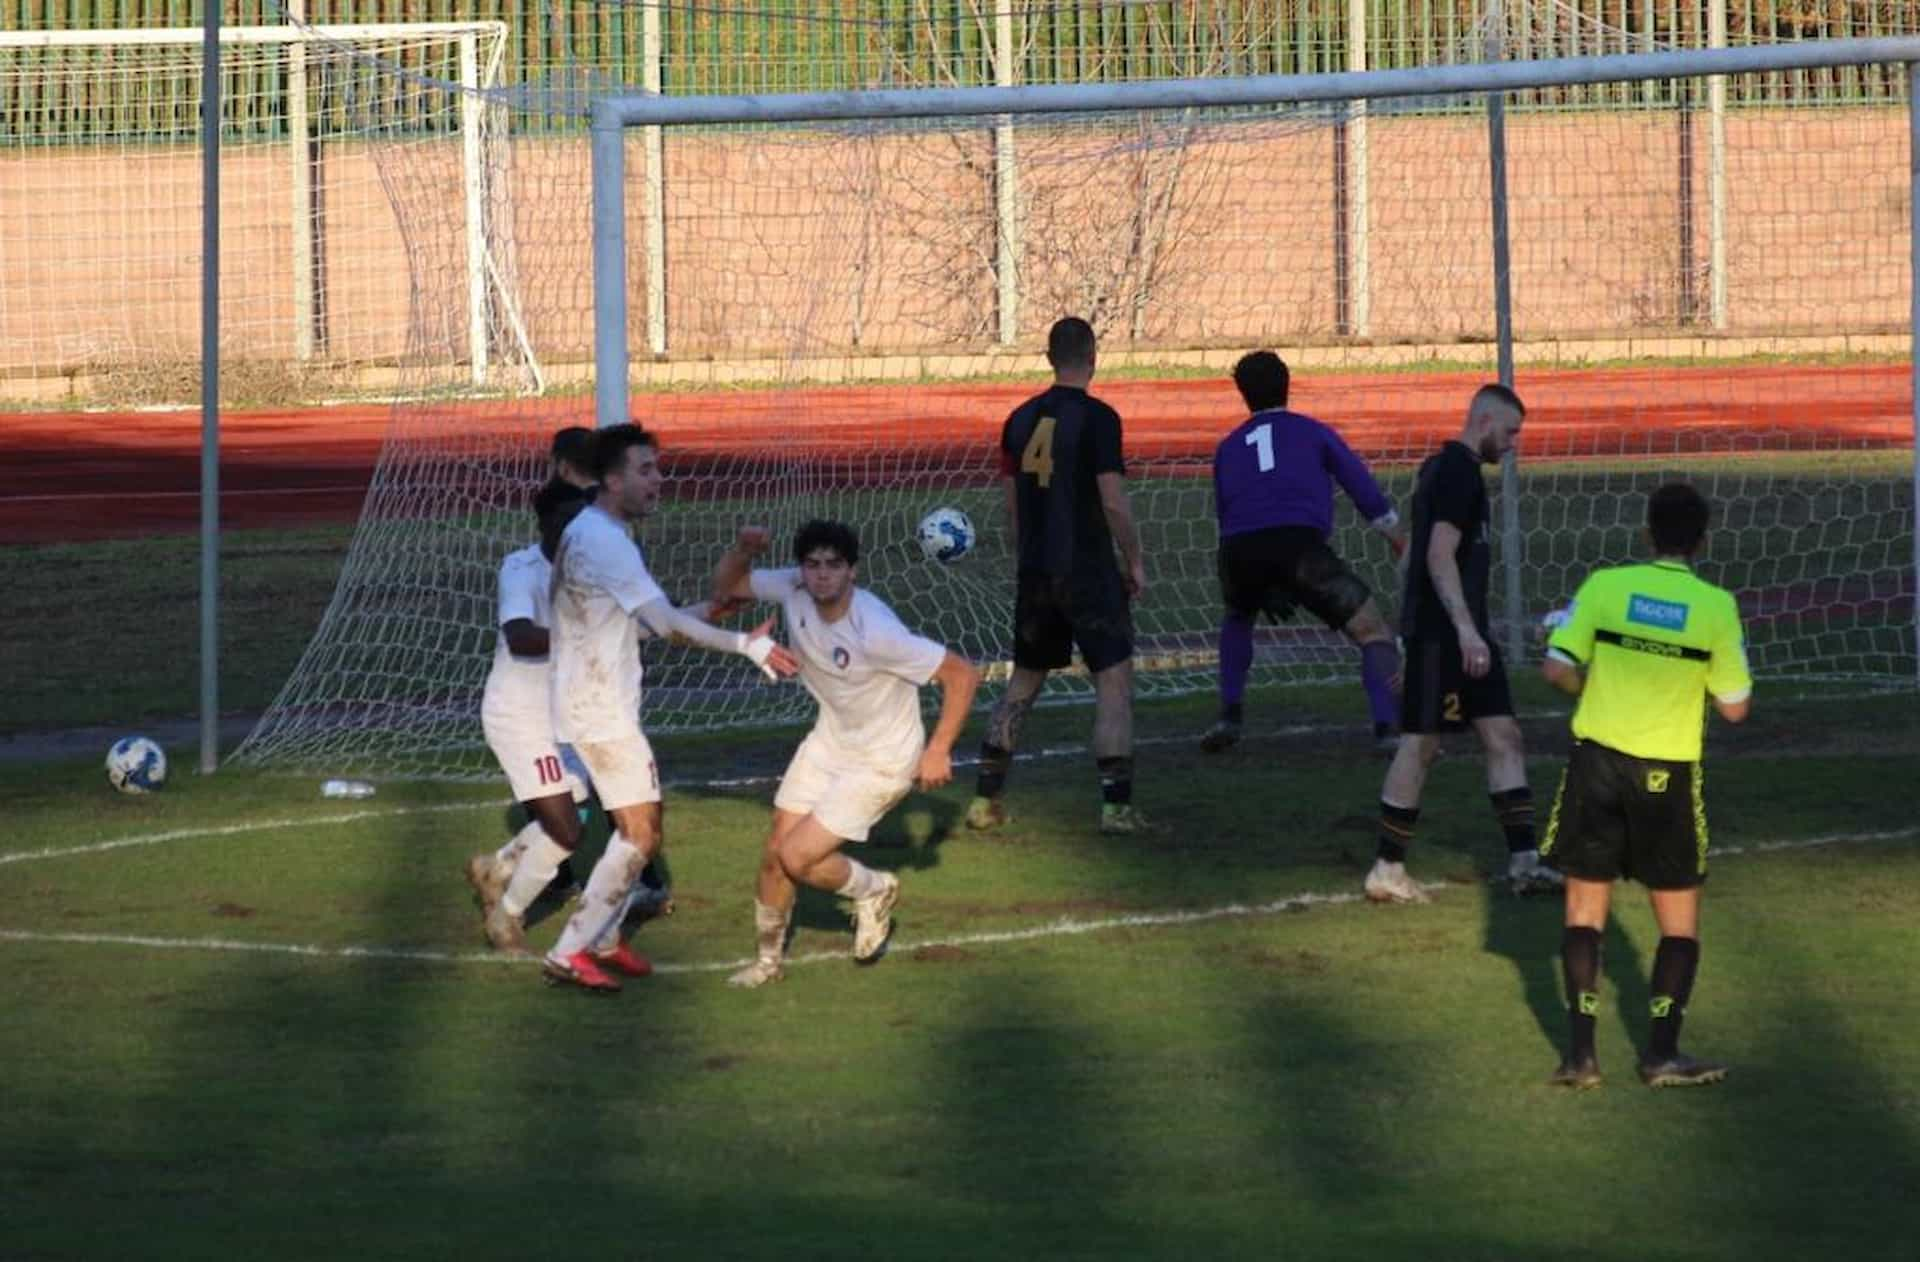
[0,825,1913,970]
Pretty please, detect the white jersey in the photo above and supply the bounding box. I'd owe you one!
[750,568,946,770]
[480,544,556,726]
[550,504,667,744]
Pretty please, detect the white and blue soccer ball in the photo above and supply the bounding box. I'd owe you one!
[916,507,975,563]
[106,736,168,795]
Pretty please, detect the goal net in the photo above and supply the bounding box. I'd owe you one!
[234,20,1916,780]
[0,23,535,403]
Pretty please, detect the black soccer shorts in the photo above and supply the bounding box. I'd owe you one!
[1217,526,1373,632]
[1539,740,1708,890]
[1399,633,1515,733]
[1012,568,1133,673]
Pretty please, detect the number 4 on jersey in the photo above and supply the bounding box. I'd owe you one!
[1021,416,1057,488]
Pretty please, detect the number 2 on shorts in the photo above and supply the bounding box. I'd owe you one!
[1021,416,1057,488]
[1441,692,1463,723]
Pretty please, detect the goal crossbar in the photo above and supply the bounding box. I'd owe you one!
[586,35,1920,689]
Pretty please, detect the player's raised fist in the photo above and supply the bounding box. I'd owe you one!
[734,525,772,555]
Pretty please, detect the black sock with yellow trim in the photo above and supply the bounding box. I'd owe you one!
[1647,935,1701,1059]
[1376,801,1418,864]
[1490,786,1536,854]
[1562,925,1603,1061]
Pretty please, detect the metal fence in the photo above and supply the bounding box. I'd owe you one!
[8,1,1918,102]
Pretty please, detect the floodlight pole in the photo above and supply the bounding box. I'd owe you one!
[199,0,221,773]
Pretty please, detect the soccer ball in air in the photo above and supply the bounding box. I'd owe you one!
[106,736,168,795]
[916,507,975,563]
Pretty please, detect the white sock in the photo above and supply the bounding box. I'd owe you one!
[500,834,571,917]
[835,860,885,901]
[494,820,542,869]
[551,836,644,959]
[754,900,791,964]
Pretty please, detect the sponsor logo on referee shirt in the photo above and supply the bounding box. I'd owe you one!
[1627,594,1689,631]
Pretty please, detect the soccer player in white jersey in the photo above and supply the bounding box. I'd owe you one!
[709,519,980,986]
[540,422,800,993]
[467,477,597,953]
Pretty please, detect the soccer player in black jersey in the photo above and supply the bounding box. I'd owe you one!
[1366,383,1562,903]
[966,317,1148,834]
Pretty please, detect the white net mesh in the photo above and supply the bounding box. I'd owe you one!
[207,29,1914,779]
[0,25,535,403]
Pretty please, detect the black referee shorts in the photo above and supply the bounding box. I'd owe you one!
[1012,568,1133,674]
[1399,634,1514,733]
[1216,526,1373,632]
[1539,740,1709,890]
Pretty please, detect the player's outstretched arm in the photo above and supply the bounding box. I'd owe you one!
[633,598,798,680]
[1426,521,1490,676]
[1326,434,1407,556]
[916,651,981,790]
[1096,472,1148,596]
[710,524,771,610]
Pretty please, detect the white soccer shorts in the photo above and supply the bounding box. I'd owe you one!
[484,712,588,805]
[573,733,662,812]
[773,731,914,843]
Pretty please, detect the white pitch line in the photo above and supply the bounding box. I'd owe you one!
[0,885,1395,972]
[0,800,497,867]
[0,826,1913,970]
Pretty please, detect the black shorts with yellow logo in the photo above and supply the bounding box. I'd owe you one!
[1540,740,1709,890]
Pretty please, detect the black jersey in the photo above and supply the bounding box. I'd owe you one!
[1000,384,1125,578]
[1401,440,1492,641]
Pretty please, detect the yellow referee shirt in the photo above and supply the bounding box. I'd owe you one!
[1546,559,1752,763]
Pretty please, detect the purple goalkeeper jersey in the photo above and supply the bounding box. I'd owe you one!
[1212,408,1394,540]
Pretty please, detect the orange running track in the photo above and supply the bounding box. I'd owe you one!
[1,363,1908,545]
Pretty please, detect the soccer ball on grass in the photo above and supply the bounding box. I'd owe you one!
[106,735,168,795]
[916,507,975,563]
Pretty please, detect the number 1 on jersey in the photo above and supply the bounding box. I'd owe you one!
[1245,422,1274,472]
[1021,416,1058,488]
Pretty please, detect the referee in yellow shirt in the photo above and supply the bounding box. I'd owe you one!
[1539,483,1753,1089]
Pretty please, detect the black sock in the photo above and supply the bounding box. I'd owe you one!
[1221,702,1244,724]
[1490,786,1536,854]
[1647,935,1701,1059]
[975,742,1012,799]
[1096,756,1133,806]
[1376,801,1418,864]
[1562,925,1603,1061]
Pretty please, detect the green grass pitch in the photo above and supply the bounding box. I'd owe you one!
[3,684,1918,1260]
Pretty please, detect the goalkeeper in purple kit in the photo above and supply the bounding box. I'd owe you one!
[1202,351,1409,754]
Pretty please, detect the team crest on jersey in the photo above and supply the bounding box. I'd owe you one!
[832,646,851,670]
[1628,595,1689,631]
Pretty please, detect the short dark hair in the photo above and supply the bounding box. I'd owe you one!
[1647,482,1710,556]
[590,422,658,480]
[1471,382,1526,417]
[1232,351,1290,412]
[549,426,595,471]
[532,477,591,561]
[793,518,859,566]
[1046,317,1097,371]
